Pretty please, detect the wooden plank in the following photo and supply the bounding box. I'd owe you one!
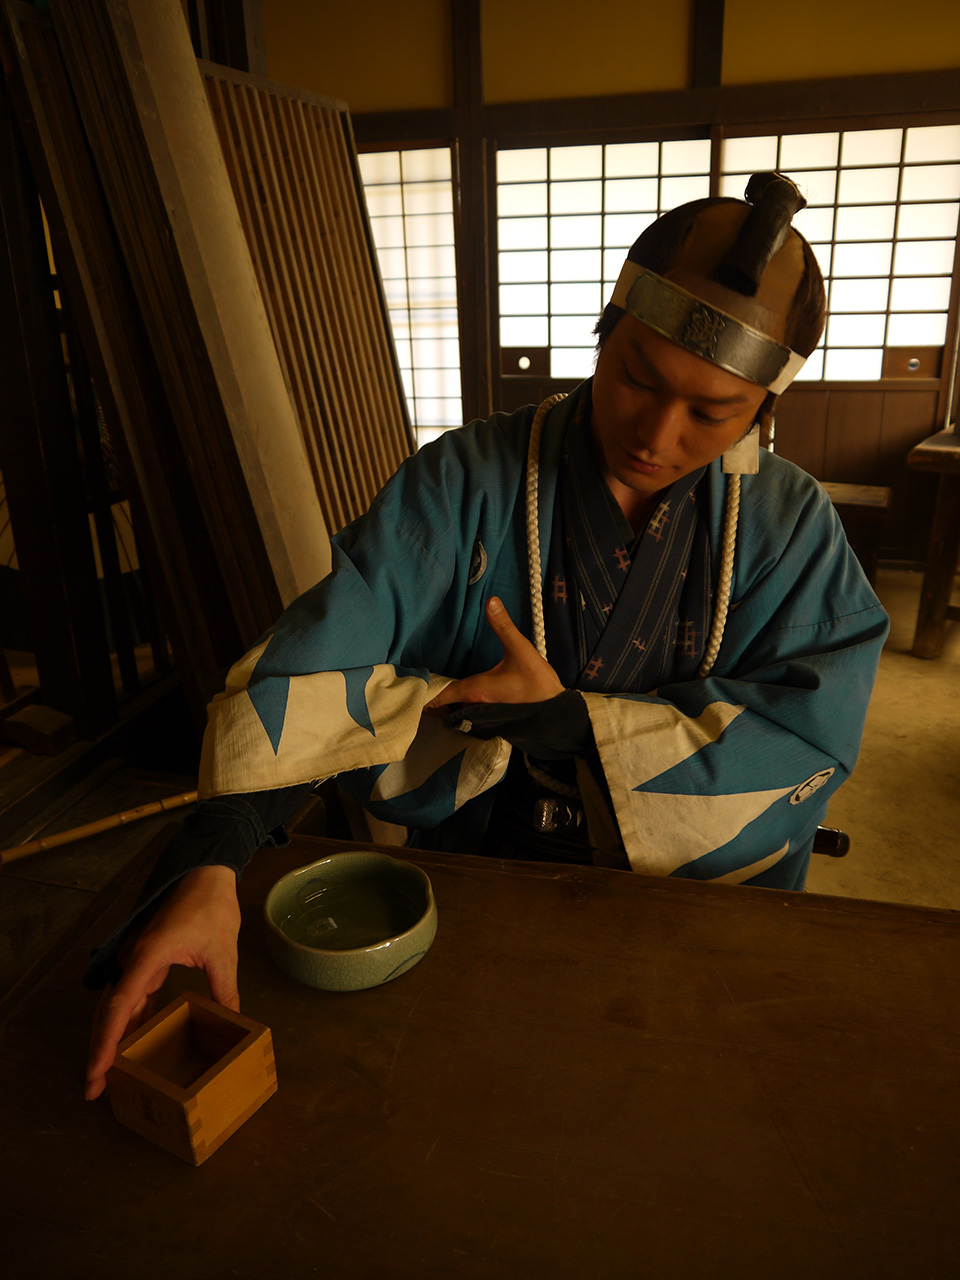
[878,390,941,562]
[912,473,960,659]
[770,388,828,478]
[908,429,960,475]
[823,390,883,483]
[46,0,330,627]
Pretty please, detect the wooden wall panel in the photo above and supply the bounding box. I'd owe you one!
[203,65,414,535]
[823,392,884,484]
[770,389,828,479]
[878,390,942,562]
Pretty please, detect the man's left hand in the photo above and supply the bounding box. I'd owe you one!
[425,597,563,710]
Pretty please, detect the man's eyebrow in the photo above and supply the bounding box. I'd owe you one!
[629,340,752,405]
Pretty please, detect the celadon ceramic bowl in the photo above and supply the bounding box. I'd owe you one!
[263,851,437,992]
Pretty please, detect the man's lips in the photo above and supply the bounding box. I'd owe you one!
[622,451,665,476]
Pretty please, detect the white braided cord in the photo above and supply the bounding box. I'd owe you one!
[523,393,576,796]
[525,393,565,661]
[696,472,740,678]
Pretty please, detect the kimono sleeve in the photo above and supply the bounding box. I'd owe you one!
[581,474,889,886]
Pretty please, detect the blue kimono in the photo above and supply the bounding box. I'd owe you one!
[198,382,888,891]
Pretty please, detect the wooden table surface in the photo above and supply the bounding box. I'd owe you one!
[2,832,959,1279]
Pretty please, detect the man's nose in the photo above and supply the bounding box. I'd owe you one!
[635,399,683,454]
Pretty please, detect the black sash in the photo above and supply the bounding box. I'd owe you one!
[542,400,712,694]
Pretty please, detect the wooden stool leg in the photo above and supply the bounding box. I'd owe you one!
[912,474,960,659]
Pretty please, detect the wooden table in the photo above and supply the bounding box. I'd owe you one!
[907,428,960,658]
[2,832,959,1278]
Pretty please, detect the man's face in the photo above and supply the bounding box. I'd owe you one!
[591,314,768,522]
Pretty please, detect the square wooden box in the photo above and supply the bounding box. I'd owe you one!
[107,990,277,1166]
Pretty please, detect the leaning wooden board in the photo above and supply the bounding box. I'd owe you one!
[2,830,958,1278]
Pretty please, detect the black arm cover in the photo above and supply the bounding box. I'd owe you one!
[440,689,592,760]
[82,782,314,990]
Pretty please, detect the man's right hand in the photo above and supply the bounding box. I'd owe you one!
[84,863,241,1101]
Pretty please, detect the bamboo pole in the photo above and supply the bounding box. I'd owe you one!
[0,790,198,865]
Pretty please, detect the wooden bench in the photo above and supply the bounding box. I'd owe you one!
[821,482,892,588]
[906,428,960,659]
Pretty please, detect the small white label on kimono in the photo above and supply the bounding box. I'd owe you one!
[789,768,835,805]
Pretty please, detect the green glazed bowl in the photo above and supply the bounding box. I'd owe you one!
[263,851,437,992]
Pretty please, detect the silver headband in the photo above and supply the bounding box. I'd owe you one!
[611,261,806,395]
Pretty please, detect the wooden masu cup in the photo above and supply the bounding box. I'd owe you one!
[107,990,277,1166]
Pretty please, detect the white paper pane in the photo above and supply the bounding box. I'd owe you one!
[498,183,548,217]
[550,248,602,281]
[413,365,462,398]
[550,180,603,215]
[499,283,548,315]
[896,202,960,239]
[499,250,548,283]
[550,283,601,314]
[661,139,711,175]
[416,425,452,448]
[359,151,401,184]
[411,337,460,368]
[549,145,603,180]
[793,206,835,241]
[832,241,893,276]
[407,307,459,338]
[890,277,952,311]
[840,129,903,167]
[604,247,628,280]
[406,245,456,277]
[407,278,458,306]
[719,173,750,199]
[838,167,900,205]
[500,315,549,346]
[604,141,660,177]
[368,215,406,249]
[364,185,403,217]
[827,313,887,346]
[828,278,889,312]
[834,205,897,241]
[497,148,547,183]
[886,312,948,345]
[904,125,960,164]
[413,397,462,425]
[660,175,710,210]
[790,169,838,206]
[900,164,960,202]
[551,315,598,345]
[893,239,957,275]
[402,183,454,215]
[780,132,840,170]
[382,278,408,306]
[551,346,596,378]
[550,214,602,248]
[793,348,824,380]
[604,212,655,247]
[404,213,455,247]
[824,347,883,379]
[400,149,452,182]
[604,177,659,212]
[811,243,833,276]
[375,247,408,278]
[498,217,548,250]
[722,136,778,172]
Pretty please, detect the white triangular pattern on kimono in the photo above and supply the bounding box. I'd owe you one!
[199,666,453,798]
[704,841,790,884]
[617,786,796,877]
[583,693,745,787]
[370,712,511,807]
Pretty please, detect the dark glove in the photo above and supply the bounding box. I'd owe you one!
[440,689,591,760]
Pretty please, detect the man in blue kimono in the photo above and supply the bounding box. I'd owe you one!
[84,172,889,1100]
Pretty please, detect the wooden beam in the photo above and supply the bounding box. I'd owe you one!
[452,0,492,424]
[692,0,724,91]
